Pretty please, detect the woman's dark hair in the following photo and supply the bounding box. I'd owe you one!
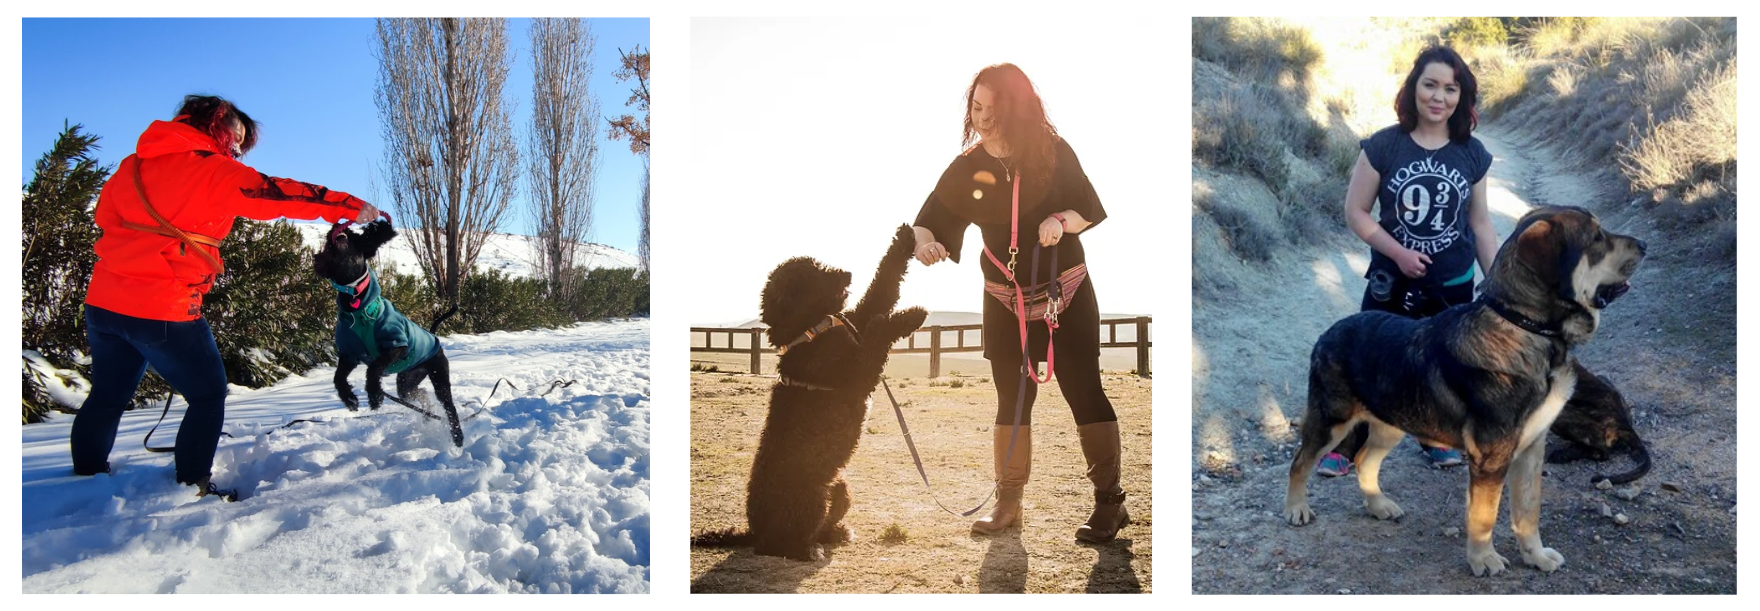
[1395,46,1478,143]
[174,95,259,158]
[963,63,1058,187]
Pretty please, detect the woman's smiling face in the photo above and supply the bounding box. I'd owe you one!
[1416,61,1460,126]
[969,83,999,137]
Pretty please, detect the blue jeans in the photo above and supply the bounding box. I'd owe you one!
[70,305,228,484]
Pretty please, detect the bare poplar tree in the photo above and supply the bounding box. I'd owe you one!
[525,17,601,299]
[373,18,519,304]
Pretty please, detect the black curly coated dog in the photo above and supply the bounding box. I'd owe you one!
[692,224,928,561]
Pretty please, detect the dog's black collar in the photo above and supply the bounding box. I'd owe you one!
[776,375,837,391]
[1482,297,1564,338]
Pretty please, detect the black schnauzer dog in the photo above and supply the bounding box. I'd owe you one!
[312,219,463,447]
[692,224,927,561]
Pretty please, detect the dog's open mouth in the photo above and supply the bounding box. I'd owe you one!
[1593,281,1632,308]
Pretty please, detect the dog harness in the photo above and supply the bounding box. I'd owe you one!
[775,314,848,356]
[773,314,855,391]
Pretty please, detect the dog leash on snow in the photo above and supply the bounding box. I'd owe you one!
[386,377,581,423]
[146,374,579,453]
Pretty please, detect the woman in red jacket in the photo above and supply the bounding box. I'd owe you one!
[71,95,376,497]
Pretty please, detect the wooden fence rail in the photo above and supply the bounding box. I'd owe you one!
[686,315,1154,378]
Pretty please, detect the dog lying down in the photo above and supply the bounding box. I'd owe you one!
[1547,362,1652,486]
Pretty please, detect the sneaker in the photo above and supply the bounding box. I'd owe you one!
[1316,452,1353,477]
[1423,446,1464,468]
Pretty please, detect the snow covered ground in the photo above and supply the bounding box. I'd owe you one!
[21,319,650,593]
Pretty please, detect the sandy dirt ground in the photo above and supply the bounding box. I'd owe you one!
[1190,126,1737,594]
[690,371,1153,593]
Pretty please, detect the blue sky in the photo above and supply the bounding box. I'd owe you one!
[22,17,649,254]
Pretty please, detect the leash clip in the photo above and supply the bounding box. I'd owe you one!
[1006,246,1018,273]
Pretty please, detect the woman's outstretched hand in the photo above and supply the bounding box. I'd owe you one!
[915,241,949,266]
[356,203,381,223]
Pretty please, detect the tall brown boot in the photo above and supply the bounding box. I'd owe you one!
[1075,421,1129,543]
[972,425,1031,534]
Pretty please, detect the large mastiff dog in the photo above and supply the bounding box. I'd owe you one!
[1284,206,1646,576]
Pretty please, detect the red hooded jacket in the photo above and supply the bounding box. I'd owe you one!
[86,120,368,321]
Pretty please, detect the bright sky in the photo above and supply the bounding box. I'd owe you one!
[22,17,649,254]
[687,17,1171,325]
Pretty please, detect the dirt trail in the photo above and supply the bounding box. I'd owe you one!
[1190,127,1737,594]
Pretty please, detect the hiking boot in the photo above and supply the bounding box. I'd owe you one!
[1075,421,1129,543]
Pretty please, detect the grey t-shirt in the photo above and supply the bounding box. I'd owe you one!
[1360,125,1493,284]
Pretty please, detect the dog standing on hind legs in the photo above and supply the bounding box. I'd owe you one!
[313,219,464,448]
[692,224,927,561]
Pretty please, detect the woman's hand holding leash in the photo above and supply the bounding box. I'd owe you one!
[1038,215,1065,247]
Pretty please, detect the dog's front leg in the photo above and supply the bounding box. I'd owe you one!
[1510,438,1564,572]
[877,306,929,346]
[1465,457,1512,576]
[851,308,927,351]
[364,347,405,410]
[852,307,927,376]
[850,224,917,327]
[335,355,361,411]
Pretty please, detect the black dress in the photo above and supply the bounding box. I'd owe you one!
[913,137,1109,362]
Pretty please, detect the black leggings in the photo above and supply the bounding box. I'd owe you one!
[989,346,1116,427]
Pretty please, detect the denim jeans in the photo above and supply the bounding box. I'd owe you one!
[70,304,228,484]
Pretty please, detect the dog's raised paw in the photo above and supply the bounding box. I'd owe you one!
[898,306,929,330]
